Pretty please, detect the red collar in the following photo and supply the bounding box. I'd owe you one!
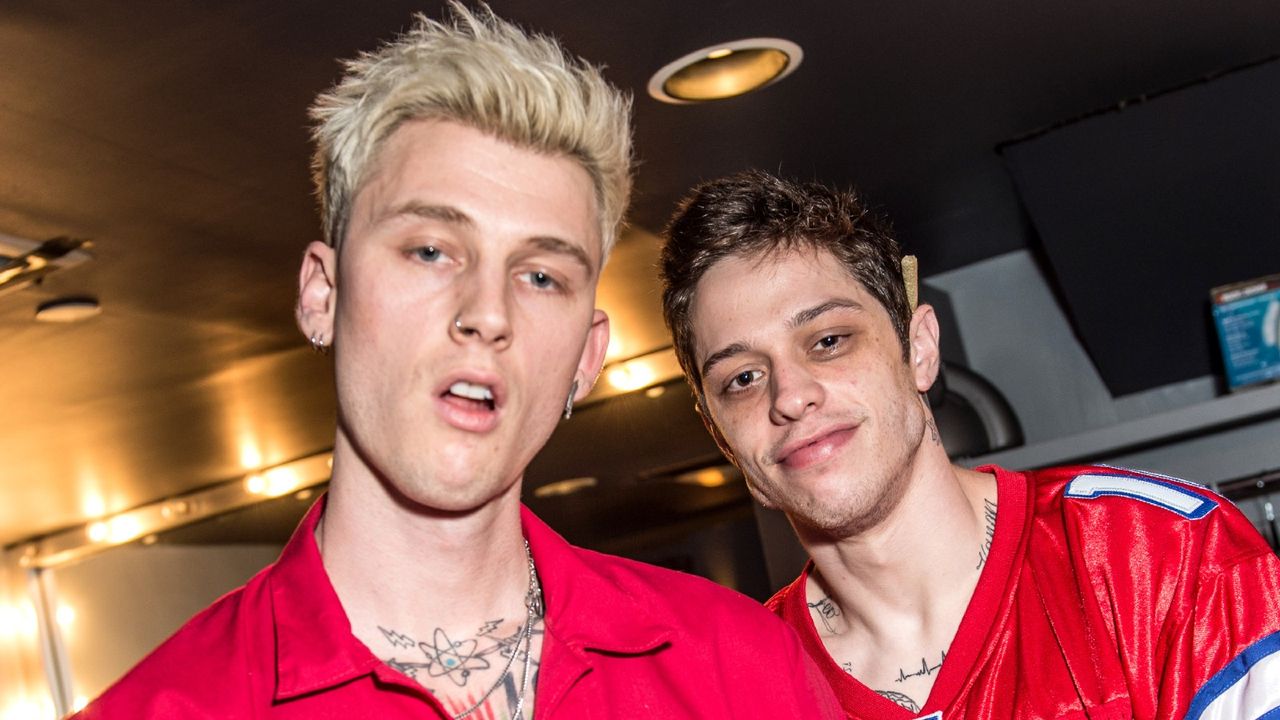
[266,497,675,702]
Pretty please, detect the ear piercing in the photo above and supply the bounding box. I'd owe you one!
[309,332,328,354]
[563,380,578,420]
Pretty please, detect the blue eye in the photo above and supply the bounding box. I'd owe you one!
[413,245,441,262]
[524,270,560,291]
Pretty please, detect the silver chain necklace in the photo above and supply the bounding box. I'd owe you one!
[452,539,541,720]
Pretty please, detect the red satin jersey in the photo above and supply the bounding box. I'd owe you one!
[768,465,1280,719]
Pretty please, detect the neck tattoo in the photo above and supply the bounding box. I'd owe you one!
[976,498,997,570]
[808,595,842,634]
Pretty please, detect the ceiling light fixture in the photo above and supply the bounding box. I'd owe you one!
[648,38,803,104]
[35,296,101,323]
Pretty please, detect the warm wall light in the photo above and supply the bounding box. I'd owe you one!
[582,348,684,405]
[80,491,106,519]
[238,441,263,470]
[533,477,598,498]
[1,697,53,720]
[649,38,803,104]
[25,451,336,569]
[606,360,657,392]
[106,516,142,544]
[85,522,108,543]
[606,336,625,360]
[0,603,37,639]
[263,467,300,497]
[55,605,75,629]
[675,467,734,488]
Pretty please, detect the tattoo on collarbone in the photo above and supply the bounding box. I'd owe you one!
[875,689,921,712]
[807,596,842,634]
[378,618,544,688]
[894,650,945,683]
[440,668,542,719]
[976,497,997,570]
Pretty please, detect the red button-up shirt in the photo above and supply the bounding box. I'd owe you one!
[76,500,841,718]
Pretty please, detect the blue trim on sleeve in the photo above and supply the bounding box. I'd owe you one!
[1185,630,1280,720]
[1257,705,1280,720]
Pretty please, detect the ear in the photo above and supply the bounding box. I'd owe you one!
[572,309,611,401]
[908,304,942,393]
[296,241,338,344]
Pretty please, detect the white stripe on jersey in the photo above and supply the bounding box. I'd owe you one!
[1186,631,1280,720]
[1063,473,1217,519]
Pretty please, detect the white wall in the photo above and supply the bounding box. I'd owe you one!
[48,542,282,706]
[0,549,56,720]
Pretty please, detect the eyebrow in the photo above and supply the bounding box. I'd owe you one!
[700,342,751,382]
[698,299,865,380]
[378,201,474,229]
[789,299,864,327]
[527,235,595,276]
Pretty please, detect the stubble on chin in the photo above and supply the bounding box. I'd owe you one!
[783,419,927,541]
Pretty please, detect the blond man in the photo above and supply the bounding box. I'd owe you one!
[76,9,839,719]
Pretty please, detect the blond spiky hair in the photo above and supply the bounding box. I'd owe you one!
[309,2,633,258]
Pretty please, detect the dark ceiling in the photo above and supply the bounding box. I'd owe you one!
[3,0,1279,547]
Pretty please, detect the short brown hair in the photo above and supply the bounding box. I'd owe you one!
[660,170,910,404]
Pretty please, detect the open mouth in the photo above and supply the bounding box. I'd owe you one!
[444,380,496,411]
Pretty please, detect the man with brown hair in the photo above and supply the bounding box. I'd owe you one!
[660,169,1280,719]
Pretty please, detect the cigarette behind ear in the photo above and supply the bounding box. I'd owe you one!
[902,255,919,312]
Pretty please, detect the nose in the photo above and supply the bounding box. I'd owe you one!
[768,360,824,424]
[450,271,512,348]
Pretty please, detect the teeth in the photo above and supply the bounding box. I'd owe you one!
[449,381,494,402]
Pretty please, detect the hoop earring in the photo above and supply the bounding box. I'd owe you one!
[563,380,578,420]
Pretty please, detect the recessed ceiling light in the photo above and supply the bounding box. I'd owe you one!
[35,296,101,323]
[649,38,803,104]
